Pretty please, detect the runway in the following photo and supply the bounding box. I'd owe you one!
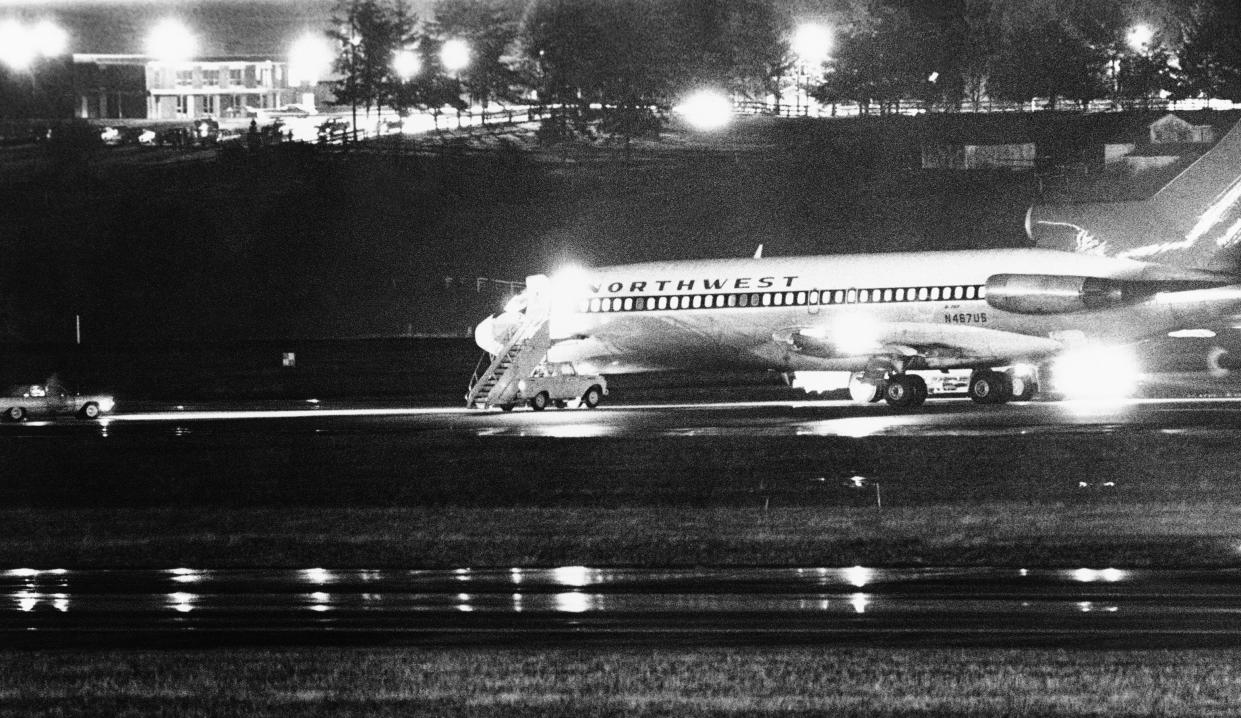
[7,390,1241,649]
[8,392,1241,439]
[7,565,1241,648]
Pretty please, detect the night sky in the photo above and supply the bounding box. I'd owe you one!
[0,0,433,55]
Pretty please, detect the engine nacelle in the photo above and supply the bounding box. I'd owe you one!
[985,274,1124,315]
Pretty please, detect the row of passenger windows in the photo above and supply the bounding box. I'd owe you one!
[579,285,987,314]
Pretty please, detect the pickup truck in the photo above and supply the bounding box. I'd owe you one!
[505,362,607,411]
[1,383,115,421]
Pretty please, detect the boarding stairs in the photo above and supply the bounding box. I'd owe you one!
[465,276,554,410]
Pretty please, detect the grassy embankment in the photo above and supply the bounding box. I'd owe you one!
[4,430,1241,567]
[2,648,1238,716]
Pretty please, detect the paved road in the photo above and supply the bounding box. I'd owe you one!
[6,565,1241,648]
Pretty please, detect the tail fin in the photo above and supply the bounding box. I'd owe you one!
[1028,117,1241,274]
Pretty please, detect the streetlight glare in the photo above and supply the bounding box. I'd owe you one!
[792,22,832,64]
[393,48,421,80]
[0,18,67,70]
[33,20,68,57]
[0,19,36,70]
[146,18,197,62]
[441,38,470,72]
[1127,24,1153,52]
[289,33,333,86]
[675,90,732,131]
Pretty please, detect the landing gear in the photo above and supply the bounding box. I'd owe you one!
[969,369,1012,404]
[883,374,928,409]
[848,373,886,403]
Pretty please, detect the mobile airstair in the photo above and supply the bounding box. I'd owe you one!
[465,276,553,410]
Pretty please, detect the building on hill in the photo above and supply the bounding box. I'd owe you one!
[72,54,300,121]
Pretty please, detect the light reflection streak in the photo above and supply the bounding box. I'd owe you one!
[553,566,593,587]
[302,568,334,585]
[169,568,203,584]
[843,566,874,588]
[168,592,196,613]
[555,591,592,613]
[309,591,331,612]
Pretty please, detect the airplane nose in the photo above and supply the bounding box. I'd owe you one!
[474,315,503,355]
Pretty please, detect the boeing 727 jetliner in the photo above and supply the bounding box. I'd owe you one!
[468,117,1241,410]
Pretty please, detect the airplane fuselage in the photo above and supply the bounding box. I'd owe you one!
[531,248,1239,374]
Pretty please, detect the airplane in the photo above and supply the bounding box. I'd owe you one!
[468,117,1241,410]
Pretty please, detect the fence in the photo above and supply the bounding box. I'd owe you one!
[737,96,1241,119]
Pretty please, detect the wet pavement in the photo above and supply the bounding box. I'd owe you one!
[6,565,1241,648]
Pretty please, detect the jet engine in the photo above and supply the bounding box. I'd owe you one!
[985,274,1125,315]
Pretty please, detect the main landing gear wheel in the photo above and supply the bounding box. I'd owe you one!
[529,392,550,411]
[969,370,1012,405]
[883,374,928,409]
[1008,373,1038,401]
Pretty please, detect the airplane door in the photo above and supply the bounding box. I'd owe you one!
[808,289,821,315]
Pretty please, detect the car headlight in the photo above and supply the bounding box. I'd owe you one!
[98,398,115,412]
[517,380,527,392]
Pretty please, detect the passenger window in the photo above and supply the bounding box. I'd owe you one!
[739,294,749,307]
[808,291,818,305]
[589,298,601,312]
[929,287,939,301]
[727,294,737,307]
[977,286,987,299]
[917,287,928,301]
[773,293,784,306]
[846,289,857,304]
[796,291,806,305]
[761,293,772,306]
[635,297,647,311]
[623,297,633,311]
[657,296,668,310]
[751,293,761,306]
[965,286,976,300]
[692,295,702,309]
[704,295,714,308]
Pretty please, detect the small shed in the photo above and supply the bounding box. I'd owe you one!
[1148,113,1216,144]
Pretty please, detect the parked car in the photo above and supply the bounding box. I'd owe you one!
[507,362,607,411]
[1,383,115,421]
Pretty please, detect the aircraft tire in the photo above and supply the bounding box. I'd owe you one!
[883,375,921,409]
[969,370,1012,405]
[530,392,549,411]
[1009,375,1038,401]
[583,386,603,409]
[908,374,928,407]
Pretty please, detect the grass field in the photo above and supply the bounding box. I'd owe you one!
[2,647,1239,717]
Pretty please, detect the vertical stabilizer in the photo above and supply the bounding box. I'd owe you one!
[1028,118,1241,273]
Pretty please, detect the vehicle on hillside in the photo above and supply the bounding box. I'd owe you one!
[504,362,606,411]
[1,383,115,421]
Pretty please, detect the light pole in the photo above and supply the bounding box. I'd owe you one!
[440,38,470,127]
[792,23,831,117]
[289,33,332,112]
[146,19,198,119]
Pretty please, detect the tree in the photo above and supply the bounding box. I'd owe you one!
[328,0,418,136]
[433,0,524,112]
[1179,0,1241,100]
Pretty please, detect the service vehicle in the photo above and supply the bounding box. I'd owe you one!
[1,383,115,421]
[504,362,606,411]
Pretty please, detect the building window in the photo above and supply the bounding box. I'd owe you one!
[229,68,243,86]
[201,95,216,114]
[175,95,189,115]
[203,69,220,86]
[175,70,192,87]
